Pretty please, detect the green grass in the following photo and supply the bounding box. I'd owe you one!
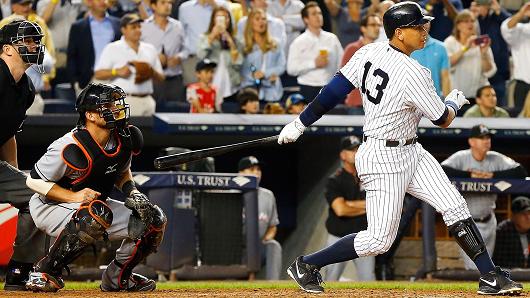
[63,281,530,291]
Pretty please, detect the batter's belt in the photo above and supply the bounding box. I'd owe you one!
[362,135,417,147]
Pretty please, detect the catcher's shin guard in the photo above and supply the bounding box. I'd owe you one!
[114,205,166,290]
[34,200,113,276]
[448,217,486,261]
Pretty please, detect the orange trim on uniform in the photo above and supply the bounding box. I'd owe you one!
[60,144,88,171]
[71,133,93,185]
[85,129,122,157]
[76,200,111,229]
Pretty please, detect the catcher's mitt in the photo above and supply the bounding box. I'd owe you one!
[130,61,153,84]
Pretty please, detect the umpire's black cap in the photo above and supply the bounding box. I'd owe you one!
[383,1,434,39]
[340,135,361,151]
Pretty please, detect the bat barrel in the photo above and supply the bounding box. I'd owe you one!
[153,135,279,169]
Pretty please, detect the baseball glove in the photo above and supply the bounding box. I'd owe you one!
[130,61,153,84]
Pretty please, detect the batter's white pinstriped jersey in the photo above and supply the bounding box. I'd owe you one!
[340,42,446,140]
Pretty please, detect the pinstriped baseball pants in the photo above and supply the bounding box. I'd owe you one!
[353,139,471,257]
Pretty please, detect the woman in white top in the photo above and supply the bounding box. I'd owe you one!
[197,7,243,111]
[444,10,497,99]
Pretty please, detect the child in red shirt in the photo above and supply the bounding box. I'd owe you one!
[186,59,217,113]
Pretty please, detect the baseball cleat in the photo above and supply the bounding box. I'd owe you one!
[25,272,64,292]
[100,273,156,292]
[477,266,523,295]
[287,256,324,294]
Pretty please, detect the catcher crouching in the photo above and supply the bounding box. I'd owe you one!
[25,83,166,292]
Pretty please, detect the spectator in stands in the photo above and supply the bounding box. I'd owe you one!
[324,136,374,281]
[285,93,308,114]
[463,85,510,117]
[36,0,82,77]
[444,10,497,100]
[421,0,463,41]
[241,9,285,102]
[67,0,121,91]
[267,0,304,55]
[374,0,392,42]
[520,94,530,118]
[287,2,342,101]
[410,14,451,98]
[179,0,228,85]
[493,196,530,269]
[501,2,530,115]
[500,0,526,13]
[94,13,164,116]
[238,156,282,280]
[471,0,511,106]
[141,0,187,105]
[0,0,11,18]
[441,124,528,270]
[237,0,287,50]
[324,0,362,47]
[25,50,55,115]
[263,102,285,114]
[341,13,381,107]
[238,87,260,113]
[186,59,217,113]
[0,0,56,92]
[198,6,243,110]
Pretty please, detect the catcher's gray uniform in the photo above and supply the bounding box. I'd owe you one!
[442,150,522,270]
[28,131,144,289]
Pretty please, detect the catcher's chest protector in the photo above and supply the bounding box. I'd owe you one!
[58,129,132,198]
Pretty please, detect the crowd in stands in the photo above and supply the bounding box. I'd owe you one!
[0,0,527,116]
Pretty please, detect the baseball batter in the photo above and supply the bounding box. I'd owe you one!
[279,2,522,295]
[24,83,166,292]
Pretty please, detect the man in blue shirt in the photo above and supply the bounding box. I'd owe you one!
[411,22,451,97]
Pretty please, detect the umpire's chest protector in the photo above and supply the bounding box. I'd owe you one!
[60,128,135,198]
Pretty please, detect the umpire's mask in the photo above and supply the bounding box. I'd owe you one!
[0,20,45,73]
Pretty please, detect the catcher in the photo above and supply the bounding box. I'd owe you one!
[25,83,166,292]
[94,13,165,116]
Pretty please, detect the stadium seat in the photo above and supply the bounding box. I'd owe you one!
[54,83,76,102]
[156,101,190,113]
[43,99,75,114]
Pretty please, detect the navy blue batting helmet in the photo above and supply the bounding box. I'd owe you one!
[383,1,434,39]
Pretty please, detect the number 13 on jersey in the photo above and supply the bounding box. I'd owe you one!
[361,61,389,105]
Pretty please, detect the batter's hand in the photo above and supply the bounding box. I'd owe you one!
[445,89,469,111]
[278,118,305,144]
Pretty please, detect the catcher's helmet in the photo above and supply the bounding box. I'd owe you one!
[76,83,130,130]
[383,1,434,39]
[0,19,45,72]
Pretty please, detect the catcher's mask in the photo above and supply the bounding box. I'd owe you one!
[76,83,130,135]
[0,20,46,73]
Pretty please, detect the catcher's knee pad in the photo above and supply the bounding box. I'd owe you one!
[448,217,486,261]
[36,200,113,275]
[74,199,114,243]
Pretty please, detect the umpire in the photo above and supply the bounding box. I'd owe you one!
[323,136,375,281]
[0,19,46,290]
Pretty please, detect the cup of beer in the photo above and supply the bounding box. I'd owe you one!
[319,49,328,57]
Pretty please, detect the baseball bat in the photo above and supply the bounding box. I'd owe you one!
[153,135,279,169]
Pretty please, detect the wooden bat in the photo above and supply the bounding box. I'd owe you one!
[154,135,279,169]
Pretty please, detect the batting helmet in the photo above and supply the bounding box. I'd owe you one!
[76,83,130,130]
[383,1,434,39]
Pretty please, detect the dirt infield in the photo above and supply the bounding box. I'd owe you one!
[1,288,526,297]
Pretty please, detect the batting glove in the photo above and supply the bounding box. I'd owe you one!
[444,89,469,112]
[278,117,306,144]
